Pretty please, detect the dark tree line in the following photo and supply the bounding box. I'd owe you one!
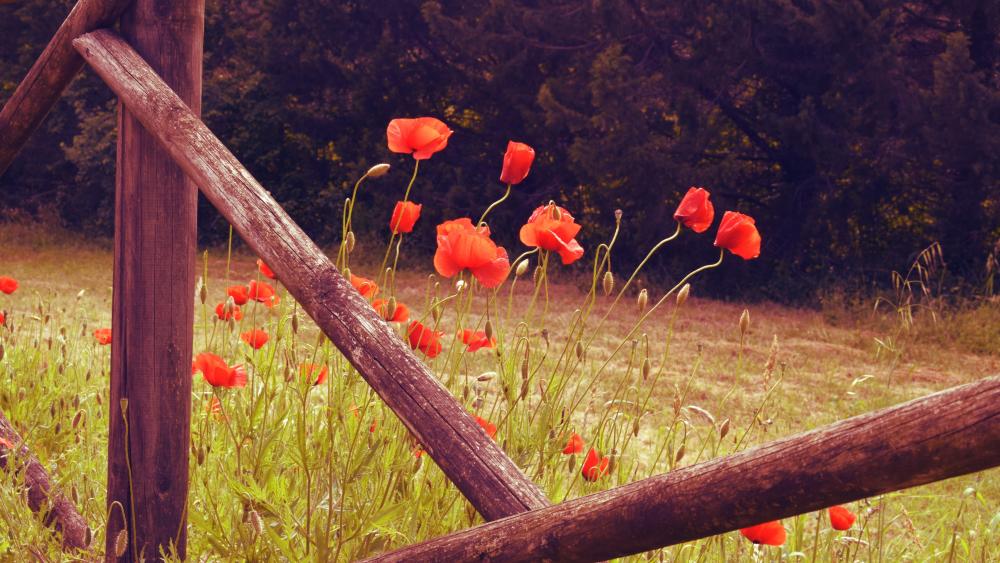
[2,0,998,299]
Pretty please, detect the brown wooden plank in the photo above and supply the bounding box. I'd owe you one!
[0,0,132,177]
[0,408,91,551]
[73,29,551,523]
[362,376,1000,562]
[102,3,203,561]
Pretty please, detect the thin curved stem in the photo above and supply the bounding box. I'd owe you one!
[478,183,512,226]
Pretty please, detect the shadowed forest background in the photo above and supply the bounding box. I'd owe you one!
[2,0,998,300]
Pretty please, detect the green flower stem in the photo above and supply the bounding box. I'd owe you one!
[477,183,512,227]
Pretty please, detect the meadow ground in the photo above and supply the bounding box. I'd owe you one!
[0,220,998,561]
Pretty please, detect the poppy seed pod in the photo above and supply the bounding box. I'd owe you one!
[740,309,750,336]
[366,163,391,177]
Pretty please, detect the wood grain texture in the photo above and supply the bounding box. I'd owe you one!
[364,376,1000,562]
[0,408,91,550]
[0,0,132,177]
[73,29,550,523]
[102,3,203,560]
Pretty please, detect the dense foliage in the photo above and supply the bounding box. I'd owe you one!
[1,0,998,298]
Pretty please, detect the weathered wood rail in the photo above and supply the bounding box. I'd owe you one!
[73,28,551,523]
[0,408,91,550]
[364,376,1000,562]
[0,0,132,177]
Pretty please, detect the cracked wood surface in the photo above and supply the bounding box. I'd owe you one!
[363,376,1000,562]
[0,0,132,177]
[0,408,91,551]
[103,2,204,560]
[73,29,551,523]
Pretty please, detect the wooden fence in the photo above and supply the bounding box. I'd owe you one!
[0,0,998,560]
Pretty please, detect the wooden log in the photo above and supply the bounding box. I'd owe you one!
[73,29,551,522]
[363,376,1000,562]
[0,0,132,177]
[102,2,203,561]
[0,408,91,551]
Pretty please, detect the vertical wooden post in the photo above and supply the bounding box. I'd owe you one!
[106,0,204,560]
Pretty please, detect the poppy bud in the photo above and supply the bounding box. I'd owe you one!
[346,231,356,253]
[575,341,585,360]
[637,289,648,311]
[0,343,4,361]
[114,529,128,557]
[386,297,398,319]
[521,359,529,380]
[515,259,529,277]
[366,163,391,178]
[615,209,623,223]
[291,312,299,334]
[342,266,351,280]
[633,418,641,436]
[532,265,542,286]
[740,309,750,336]
[677,283,690,306]
[719,418,730,439]
[519,379,529,399]
[248,509,263,537]
[675,444,686,463]
[641,358,651,380]
[484,319,493,341]
[432,305,443,323]
[199,282,207,304]
[602,271,614,296]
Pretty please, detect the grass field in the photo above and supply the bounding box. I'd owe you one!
[1,220,998,561]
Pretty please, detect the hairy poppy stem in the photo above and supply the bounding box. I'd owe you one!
[477,183,512,227]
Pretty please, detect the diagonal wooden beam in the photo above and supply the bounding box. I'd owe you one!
[363,376,1000,562]
[1,408,91,551]
[72,29,551,522]
[0,0,132,177]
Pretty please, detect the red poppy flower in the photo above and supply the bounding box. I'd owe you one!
[93,328,112,346]
[257,258,275,279]
[562,433,585,455]
[227,285,249,306]
[474,415,497,439]
[714,211,761,260]
[459,329,496,352]
[407,321,444,358]
[248,280,280,307]
[581,447,610,481]
[500,141,535,185]
[215,302,243,321]
[372,299,409,322]
[0,311,6,326]
[740,521,786,546]
[0,276,18,295]
[433,218,511,288]
[350,274,379,299]
[386,117,453,160]
[828,505,856,531]
[192,353,247,388]
[674,187,715,233]
[390,201,422,234]
[300,363,328,385]
[240,328,269,350]
[519,204,585,265]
